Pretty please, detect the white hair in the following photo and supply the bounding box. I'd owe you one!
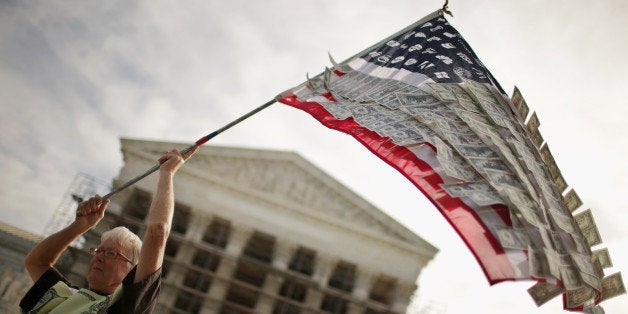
[101,226,142,265]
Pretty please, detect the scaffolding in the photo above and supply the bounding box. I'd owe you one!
[43,173,110,248]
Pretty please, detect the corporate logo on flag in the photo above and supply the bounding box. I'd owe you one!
[354,17,493,85]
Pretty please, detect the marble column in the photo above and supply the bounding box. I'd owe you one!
[206,225,252,302]
[352,269,374,299]
[347,269,374,313]
[185,210,210,242]
[254,274,283,312]
[390,283,416,313]
[254,238,294,312]
[271,238,296,270]
[304,253,333,310]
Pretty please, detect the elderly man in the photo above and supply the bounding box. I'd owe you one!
[20,147,196,313]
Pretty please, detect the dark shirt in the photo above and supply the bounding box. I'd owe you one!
[20,266,161,313]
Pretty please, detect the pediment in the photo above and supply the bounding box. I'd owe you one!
[121,138,435,251]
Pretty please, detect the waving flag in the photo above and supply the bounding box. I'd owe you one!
[277,10,623,312]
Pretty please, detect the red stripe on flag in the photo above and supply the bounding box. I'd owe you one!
[280,92,515,284]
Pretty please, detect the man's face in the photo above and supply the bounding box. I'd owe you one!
[86,238,133,294]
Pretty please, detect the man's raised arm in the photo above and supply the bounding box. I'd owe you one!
[134,147,197,282]
[24,196,109,282]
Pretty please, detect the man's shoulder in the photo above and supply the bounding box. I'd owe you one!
[109,267,162,314]
[122,266,162,286]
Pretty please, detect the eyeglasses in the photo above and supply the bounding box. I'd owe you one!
[89,247,133,264]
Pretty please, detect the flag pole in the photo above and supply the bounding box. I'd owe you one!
[100,98,276,201]
[101,8,441,201]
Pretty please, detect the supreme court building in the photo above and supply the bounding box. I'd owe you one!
[57,138,438,313]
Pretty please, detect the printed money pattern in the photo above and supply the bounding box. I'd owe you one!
[293,68,622,311]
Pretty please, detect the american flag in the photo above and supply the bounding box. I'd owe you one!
[278,10,617,311]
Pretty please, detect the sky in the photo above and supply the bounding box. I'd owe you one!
[0,0,626,313]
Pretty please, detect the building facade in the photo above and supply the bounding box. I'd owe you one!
[0,221,43,312]
[50,138,438,313]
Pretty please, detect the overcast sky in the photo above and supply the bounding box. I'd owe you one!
[1,0,626,313]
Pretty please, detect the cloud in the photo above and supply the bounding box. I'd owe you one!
[1,1,627,313]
